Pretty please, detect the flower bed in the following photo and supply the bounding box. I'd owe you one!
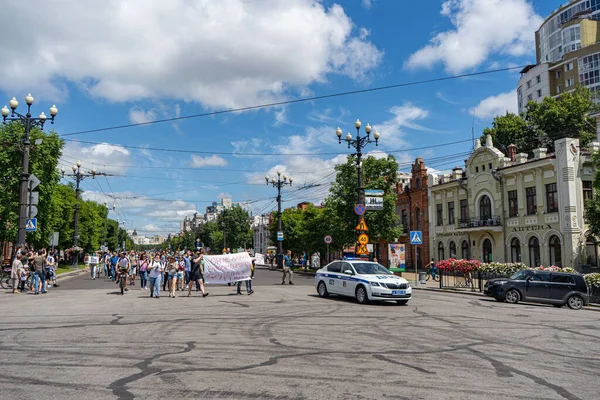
[436,258,480,273]
[584,273,600,288]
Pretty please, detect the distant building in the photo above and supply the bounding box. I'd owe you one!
[252,214,271,255]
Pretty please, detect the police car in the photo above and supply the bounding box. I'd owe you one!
[315,260,412,305]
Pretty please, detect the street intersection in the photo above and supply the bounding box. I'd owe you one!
[0,269,598,400]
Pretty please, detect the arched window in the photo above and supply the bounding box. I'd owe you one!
[415,207,420,230]
[479,195,492,220]
[438,242,445,261]
[529,237,540,267]
[461,240,470,260]
[449,241,457,258]
[587,236,598,266]
[482,239,493,263]
[416,178,421,189]
[511,238,521,263]
[549,235,562,267]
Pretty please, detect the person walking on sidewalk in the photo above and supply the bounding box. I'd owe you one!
[32,250,47,294]
[89,252,99,280]
[138,253,149,290]
[148,254,164,298]
[11,253,23,294]
[188,249,208,298]
[282,250,293,285]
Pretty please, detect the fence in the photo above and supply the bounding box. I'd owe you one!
[439,270,513,292]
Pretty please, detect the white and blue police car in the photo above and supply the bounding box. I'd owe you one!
[315,260,412,305]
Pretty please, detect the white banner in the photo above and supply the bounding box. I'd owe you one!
[254,253,265,265]
[203,252,252,284]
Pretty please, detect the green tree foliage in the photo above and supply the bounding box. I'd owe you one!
[585,151,600,236]
[0,123,64,246]
[269,207,303,254]
[324,154,402,248]
[219,205,253,250]
[484,87,598,154]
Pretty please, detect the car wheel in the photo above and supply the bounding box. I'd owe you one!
[355,285,369,304]
[553,304,563,308]
[317,281,329,298]
[505,289,520,304]
[396,300,408,305]
[567,295,583,310]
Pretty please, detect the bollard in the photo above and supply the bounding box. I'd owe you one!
[418,271,427,284]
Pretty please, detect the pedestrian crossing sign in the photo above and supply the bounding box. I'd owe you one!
[26,218,37,232]
[409,231,422,245]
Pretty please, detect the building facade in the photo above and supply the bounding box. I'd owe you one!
[252,214,271,255]
[517,1,600,115]
[429,135,599,269]
[395,157,431,269]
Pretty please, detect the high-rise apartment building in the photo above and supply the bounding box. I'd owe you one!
[518,1,600,118]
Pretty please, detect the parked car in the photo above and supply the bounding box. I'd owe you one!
[484,269,589,310]
[314,260,412,305]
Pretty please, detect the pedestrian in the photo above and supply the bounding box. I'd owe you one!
[89,252,99,280]
[183,250,192,290]
[109,251,119,281]
[177,256,185,290]
[18,261,28,293]
[162,253,169,292]
[138,253,149,290]
[148,253,164,298]
[32,250,47,294]
[188,249,209,297]
[129,252,138,286]
[44,249,58,289]
[282,250,293,285]
[237,256,254,295]
[11,253,23,294]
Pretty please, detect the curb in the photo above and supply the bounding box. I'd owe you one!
[413,286,600,312]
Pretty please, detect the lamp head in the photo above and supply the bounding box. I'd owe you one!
[1,105,9,117]
[355,119,361,129]
[345,132,352,142]
[335,127,342,138]
[77,160,82,167]
[61,166,65,175]
[91,168,97,175]
[289,177,293,184]
[365,123,371,134]
[9,97,18,110]
[271,178,276,184]
[38,112,46,121]
[277,170,281,176]
[49,105,58,117]
[283,174,288,181]
[25,93,34,106]
[265,175,269,184]
[373,130,380,140]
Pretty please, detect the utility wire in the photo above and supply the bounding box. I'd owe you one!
[59,66,524,138]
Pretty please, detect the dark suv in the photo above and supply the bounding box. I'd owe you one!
[484,270,589,310]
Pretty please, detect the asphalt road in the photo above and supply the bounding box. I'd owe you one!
[1,271,599,400]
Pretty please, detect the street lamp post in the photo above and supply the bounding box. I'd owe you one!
[266,171,292,268]
[2,95,58,247]
[336,119,380,253]
[61,163,111,268]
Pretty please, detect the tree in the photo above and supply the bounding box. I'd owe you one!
[585,151,600,236]
[268,207,303,254]
[0,123,64,247]
[324,154,403,248]
[218,205,253,250]
[484,87,598,155]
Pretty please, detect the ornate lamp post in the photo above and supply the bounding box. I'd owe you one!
[266,171,292,268]
[2,95,58,246]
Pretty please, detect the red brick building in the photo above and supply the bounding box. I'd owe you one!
[395,157,430,270]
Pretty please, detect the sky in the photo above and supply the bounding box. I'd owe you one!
[0,0,564,237]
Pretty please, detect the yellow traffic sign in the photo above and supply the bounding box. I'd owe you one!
[356,244,369,255]
[355,219,368,231]
[358,233,369,245]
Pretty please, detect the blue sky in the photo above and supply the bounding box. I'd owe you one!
[0,0,563,236]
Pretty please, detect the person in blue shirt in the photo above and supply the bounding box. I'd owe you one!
[109,252,119,281]
[282,250,293,285]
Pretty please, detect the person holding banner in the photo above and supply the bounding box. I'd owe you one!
[237,256,254,295]
[188,249,209,298]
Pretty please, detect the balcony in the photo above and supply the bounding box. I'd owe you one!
[458,216,502,230]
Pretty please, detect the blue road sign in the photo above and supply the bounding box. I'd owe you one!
[354,204,366,216]
[26,218,37,232]
[277,231,284,241]
[409,231,422,245]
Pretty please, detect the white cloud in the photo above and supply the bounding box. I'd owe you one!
[469,91,517,119]
[217,192,232,199]
[406,0,542,73]
[372,104,430,148]
[190,155,228,167]
[435,92,460,105]
[61,142,131,174]
[0,1,383,109]
[128,106,156,124]
[361,0,373,9]
[231,138,265,157]
[141,224,162,233]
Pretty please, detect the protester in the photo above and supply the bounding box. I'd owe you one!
[167,256,178,298]
[282,250,294,285]
[237,256,254,295]
[109,251,119,281]
[129,251,138,286]
[148,253,164,298]
[188,249,208,298]
[138,253,149,290]
[89,252,99,280]
[32,250,47,294]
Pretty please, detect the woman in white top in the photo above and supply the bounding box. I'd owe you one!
[148,254,164,298]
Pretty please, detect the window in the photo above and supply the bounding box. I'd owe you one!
[529,237,541,267]
[530,272,549,281]
[460,199,469,221]
[587,236,598,266]
[527,94,533,101]
[508,190,518,217]
[461,240,470,260]
[401,209,408,229]
[537,89,542,98]
[527,80,532,89]
[415,178,420,189]
[549,235,562,267]
[482,165,485,171]
[566,77,575,86]
[449,241,456,258]
[546,183,558,213]
[438,242,444,261]
[475,166,479,173]
[479,195,492,219]
[556,70,561,79]
[448,201,455,224]
[415,207,420,230]
[482,239,493,263]
[526,187,537,215]
[511,238,521,263]
[551,275,574,284]
[436,204,443,226]
[584,180,593,200]
[327,262,342,273]
[556,84,562,94]
[565,62,573,71]
[488,163,492,170]
[536,75,541,83]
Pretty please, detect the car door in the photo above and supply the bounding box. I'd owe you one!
[523,271,550,300]
[325,262,342,294]
[338,262,357,296]
[549,274,576,302]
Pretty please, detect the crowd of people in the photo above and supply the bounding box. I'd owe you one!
[84,248,255,298]
[10,246,60,294]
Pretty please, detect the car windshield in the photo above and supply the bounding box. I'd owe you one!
[510,270,530,280]
[352,263,392,275]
